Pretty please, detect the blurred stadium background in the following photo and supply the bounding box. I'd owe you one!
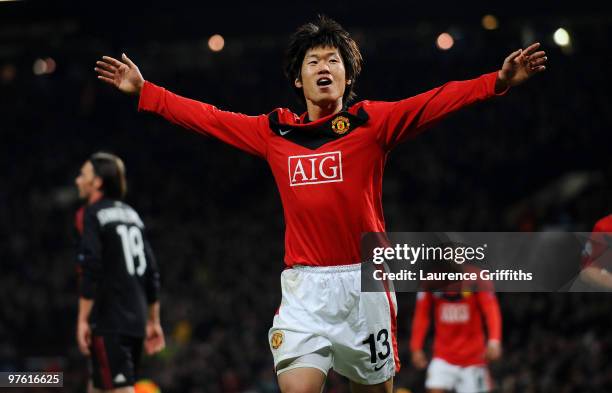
[1,1,611,392]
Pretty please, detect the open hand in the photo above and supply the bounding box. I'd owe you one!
[95,53,145,95]
[497,42,547,90]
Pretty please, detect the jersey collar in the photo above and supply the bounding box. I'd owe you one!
[267,105,369,150]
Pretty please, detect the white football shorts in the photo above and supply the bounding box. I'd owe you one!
[426,357,493,393]
[268,263,398,385]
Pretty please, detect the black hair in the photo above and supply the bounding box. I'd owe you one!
[284,15,363,105]
[89,152,127,200]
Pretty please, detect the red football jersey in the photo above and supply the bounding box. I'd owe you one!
[138,72,504,267]
[410,291,502,367]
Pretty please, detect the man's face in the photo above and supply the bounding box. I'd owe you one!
[296,46,349,107]
[75,161,100,200]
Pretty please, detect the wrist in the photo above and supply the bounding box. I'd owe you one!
[495,71,510,94]
[147,311,160,324]
[487,339,501,347]
[147,301,160,323]
[137,79,145,95]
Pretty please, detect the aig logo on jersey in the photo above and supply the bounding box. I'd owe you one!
[440,303,470,323]
[288,151,343,186]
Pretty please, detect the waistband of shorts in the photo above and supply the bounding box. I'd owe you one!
[290,263,361,273]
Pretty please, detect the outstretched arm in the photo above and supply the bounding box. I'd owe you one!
[371,43,547,149]
[95,54,270,157]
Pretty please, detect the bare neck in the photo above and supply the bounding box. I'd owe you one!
[305,99,343,121]
[88,190,103,205]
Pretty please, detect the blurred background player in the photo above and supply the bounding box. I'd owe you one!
[94,15,544,393]
[410,291,502,393]
[580,214,612,289]
[74,152,165,393]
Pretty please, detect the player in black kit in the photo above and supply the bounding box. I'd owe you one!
[74,152,164,393]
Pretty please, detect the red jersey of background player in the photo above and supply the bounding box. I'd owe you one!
[410,291,502,366]
[138,72,505,267]
[581,214,612,269]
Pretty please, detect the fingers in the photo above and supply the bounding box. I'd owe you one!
[102,55,124,68]
[529,50,546,60]
[79,344,90,356]
[95,60,116,73]
[505,49,522,63]
[487,350,502,361]
[486,342,502,361]
[530,57,547,67]
[94,67,114,79]
[523,42,541,56]
[144,341,154,355]
[526,50,546,66]
[145,327,164,355]
[158,334,166,351]
[78,336,91,356]
[145,336,165,355]
[527,54,547,74]
[411,351,428,369]
[95,60,119,84]
[513,44,547,75]
[122,53,136,68]
[95,60,118,85]
[97,75,116,85]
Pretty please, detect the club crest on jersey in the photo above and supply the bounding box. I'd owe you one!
[270,331,284,349]
[288,151,343,186]
[331,115,350,134]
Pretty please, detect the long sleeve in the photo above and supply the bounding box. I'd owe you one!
[368,72,506,150]
[476,292,502,342]
[138,81,271,158]
[410,292,432,351]
[77,209,103,299]
[143,236,160,304]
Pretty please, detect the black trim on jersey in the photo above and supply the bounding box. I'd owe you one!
[267,107,369,150]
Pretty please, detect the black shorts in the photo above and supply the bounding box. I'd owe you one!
[90,334,143,389]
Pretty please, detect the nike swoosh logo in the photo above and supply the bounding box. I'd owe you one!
[279,128,292,136]
[374,359,389,371]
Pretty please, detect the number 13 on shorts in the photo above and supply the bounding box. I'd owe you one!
[356,289,399,379]
[363,328,391,367]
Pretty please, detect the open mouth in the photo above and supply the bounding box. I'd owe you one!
[316,77,332,87]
